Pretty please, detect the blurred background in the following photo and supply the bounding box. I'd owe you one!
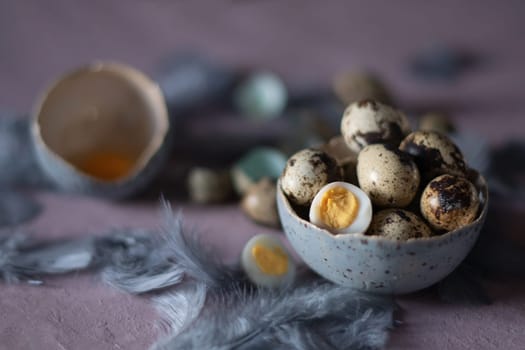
[1,0,524,143]
[1,1,525,349]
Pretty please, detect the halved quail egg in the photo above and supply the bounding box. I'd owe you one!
[309,181,372,235]
[241,234,296,288]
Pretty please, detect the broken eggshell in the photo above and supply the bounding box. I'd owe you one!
[277,174,488,294]
[31,62,171,199]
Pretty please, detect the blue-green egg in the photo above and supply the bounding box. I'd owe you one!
[234,72,288,120]
[232,147,287,195]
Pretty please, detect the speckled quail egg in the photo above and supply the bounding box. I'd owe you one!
[420,174,480,231]
[309,181,372,235]
[340,100,411,153]
[241,178,280,227]
[357,144,420,207]
[241,234,296,288]
[332,71,393,106]
[399,130,466,181]
[280,149,340,206]
[367,209,433,240]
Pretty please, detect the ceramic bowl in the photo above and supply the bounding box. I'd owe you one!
[277,174,488,294]
[31,62,171,198]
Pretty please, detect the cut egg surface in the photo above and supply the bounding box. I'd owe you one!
[241,234,296,288]
[309,181,372,235]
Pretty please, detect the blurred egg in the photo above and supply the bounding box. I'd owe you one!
[241,234,296,288]
[332,71,393,106]
[31,62,171,199]
[241,178,280,227]
[309,181,372,235]
[419,112,456,134]
[187,167,233,204]
[232,147,287,195]
[234,71,288,120]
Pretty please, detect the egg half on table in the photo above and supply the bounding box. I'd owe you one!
[309,181,372,235]
[241,234,296,288]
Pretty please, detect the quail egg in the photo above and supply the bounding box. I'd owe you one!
[241,178,280,227]
[332,71,393,106]
[419,112,455,134]
[241,234,296,288]
[234,71,288,120]
[357,144,420,207]
[232,147,287,195]
[399,130,466,181]
[367,209,433,240]
[187,167,233,203]
[420,174,480,231]
[280,148,340,206]
[309,181,372,235]
[340,100,411,153]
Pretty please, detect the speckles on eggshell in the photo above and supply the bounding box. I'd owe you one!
[367,209,432,241]
[357,144,420,207]
[340,100,411,153]
[280,148,340,206]
[421,174,480,231]
[400,130,466,180]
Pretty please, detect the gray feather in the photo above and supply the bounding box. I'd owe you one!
[155,280,395,350]
[159,202,241,287]
[12,238,95,275]
[153,283,207,339]
[100,230,184,294]
[103,202,242,294]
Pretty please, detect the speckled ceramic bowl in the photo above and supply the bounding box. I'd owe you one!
[277,175,488,294]
[31,62,171,199]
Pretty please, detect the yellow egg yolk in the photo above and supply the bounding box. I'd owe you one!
[251,244,289,276]
[319,186,359,230]
[74,152,135,181]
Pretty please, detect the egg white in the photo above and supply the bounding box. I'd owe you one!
[241,234,296,288]
[309,181,372,235]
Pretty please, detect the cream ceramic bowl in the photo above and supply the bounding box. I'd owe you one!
[31,62,171,198]
[277,175,488,294]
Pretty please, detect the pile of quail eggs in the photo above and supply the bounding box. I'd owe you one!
[280,99,481,240]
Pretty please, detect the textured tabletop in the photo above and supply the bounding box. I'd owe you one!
[1,1,525,349]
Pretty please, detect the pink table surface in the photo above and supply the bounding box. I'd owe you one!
[1,1,525,349]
